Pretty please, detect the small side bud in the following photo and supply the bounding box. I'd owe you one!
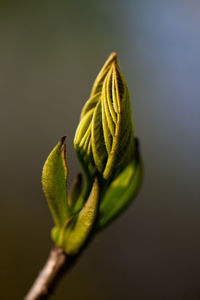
[68,173,82,208]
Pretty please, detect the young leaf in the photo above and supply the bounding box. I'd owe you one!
[42,137,70,227]
[97,140,143,229]
[60,177,99,255]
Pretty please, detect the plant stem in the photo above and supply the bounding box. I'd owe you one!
[24,246,75,300]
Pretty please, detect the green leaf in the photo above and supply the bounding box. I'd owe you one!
[42,137,70,227]
[59,177,99,255]
[97,140,143,229]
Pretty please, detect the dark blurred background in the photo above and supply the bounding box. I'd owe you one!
[0,1,200,299]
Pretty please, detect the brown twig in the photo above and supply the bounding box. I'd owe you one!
[24,246,75,300]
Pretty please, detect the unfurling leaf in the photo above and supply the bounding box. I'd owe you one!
[42,137,70,227]
[97,139,143,229]
[74,52,134,181]
[57,178,99,255]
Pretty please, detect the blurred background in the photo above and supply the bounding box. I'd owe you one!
[0,0,200,299]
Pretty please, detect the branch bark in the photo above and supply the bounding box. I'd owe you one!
[24,246,75,300]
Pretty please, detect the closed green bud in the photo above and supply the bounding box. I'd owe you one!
[42,52,143,257]
[74,52,134,181]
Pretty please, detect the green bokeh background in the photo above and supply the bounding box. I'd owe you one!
[0,1,200,299]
